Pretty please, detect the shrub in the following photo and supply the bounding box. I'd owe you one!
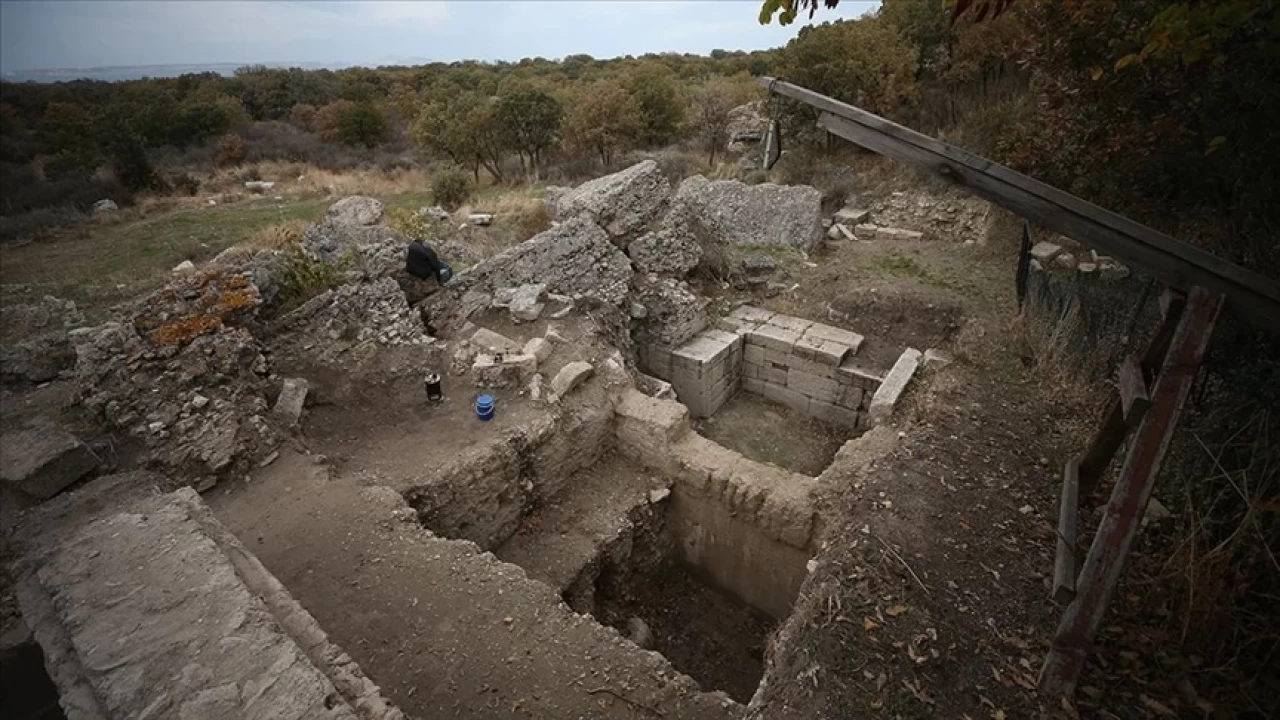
[336,102,387,148]
[242,219,308,250]
[0,170,130,217]
[277,242,347,312]
[170,173,200,196]
[290,103,317,131]
[387,206,442,242]
[215,133,247,167]
[431,167,471,211]
[105,134,161,191]
[0,206,88,244]
[314,100,354,143]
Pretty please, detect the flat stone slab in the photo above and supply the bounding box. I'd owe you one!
[470,327,523,354]
[869,348,923,423]
[0,426,98,500]
[12,487,402,720]
[833,207,870,224]
[728,305,775,325]
[273,377,310,425]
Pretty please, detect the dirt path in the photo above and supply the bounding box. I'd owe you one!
[209,448,741,720]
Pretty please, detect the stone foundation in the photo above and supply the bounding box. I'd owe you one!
[641,305,894,429]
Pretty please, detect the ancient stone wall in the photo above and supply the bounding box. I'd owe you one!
[641,305,885,429]
[612,389,817,620]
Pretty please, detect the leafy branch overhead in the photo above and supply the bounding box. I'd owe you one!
[759,0,1016,26]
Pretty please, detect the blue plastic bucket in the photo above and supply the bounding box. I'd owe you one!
[475,394,495,421]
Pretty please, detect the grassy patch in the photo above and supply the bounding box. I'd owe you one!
[0,192,430,315]
[870,250,980,296]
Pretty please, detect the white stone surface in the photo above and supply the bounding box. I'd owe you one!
[869,348,922,424]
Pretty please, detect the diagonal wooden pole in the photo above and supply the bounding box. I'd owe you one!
[1039,287,1223,696]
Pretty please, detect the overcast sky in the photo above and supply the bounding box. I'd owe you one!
[0,1,879,72]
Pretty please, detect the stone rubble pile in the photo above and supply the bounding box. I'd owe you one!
[268,277,437,379]
[0,295,85,383]
[70,315,277,483]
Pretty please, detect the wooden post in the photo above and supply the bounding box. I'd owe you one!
[1117,354,1150,426]
[1039,287,1223,696]
[1051,457,1080,604]
[1077,290,1186,497]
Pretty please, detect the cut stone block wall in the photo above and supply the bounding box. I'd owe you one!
[640,328,742,418]
[405,384,615,550]
[642,305,886,429]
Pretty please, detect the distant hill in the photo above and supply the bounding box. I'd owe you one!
[1,61,347,83]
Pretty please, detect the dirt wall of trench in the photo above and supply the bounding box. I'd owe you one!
[406,382,616,549]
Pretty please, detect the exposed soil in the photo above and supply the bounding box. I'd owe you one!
[691,391,847,477]
[208,447,740,720]
[495,455,664,593]
[594,560,775,705]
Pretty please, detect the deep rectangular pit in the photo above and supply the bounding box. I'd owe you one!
[568,497,780,704]
[414,443,811,704]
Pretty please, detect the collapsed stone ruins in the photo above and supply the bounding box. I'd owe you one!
[1,160,942,719]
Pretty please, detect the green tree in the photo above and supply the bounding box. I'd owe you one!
[336,102,387,147]
[561,79,639,168]
[624,63,685,147]
[413,92,506,183]
[494,86,562,180]
[38,102,100,178]
[778,16,921,117]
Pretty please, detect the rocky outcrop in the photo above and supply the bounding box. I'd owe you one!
[71,272,279,481]
[629,227,702,276]
[666,175,823,252]
[438,217,632,318]
[725,101,767,154]
[631,275,709,348]
[269,277,438,381]
[0,296,84,383]
[551,160,670,242]
[326,195,385,226]
[301,221,405,277]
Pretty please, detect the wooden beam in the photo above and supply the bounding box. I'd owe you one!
[757,78,1280,328]
[1052,457,1080,605]
[1117,355,1150,426]
[1039,287,1223,697]
[1078,291,1186,496]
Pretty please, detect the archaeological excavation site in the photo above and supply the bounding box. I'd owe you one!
[6,112,1251,715]
[0,156,955,719]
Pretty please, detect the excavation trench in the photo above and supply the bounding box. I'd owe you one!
[408,398,819,704]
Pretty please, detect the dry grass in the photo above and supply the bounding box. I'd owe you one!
[1003,304,1108,441]
[241,219,310,251]
[199,162,432,200]
[462,186,553,245]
